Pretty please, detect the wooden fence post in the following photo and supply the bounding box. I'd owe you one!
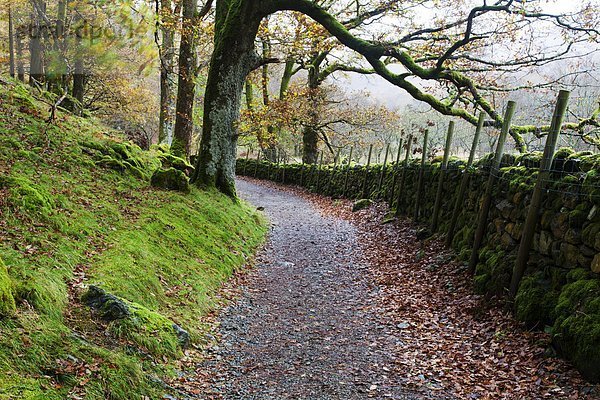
[242,147,251,176]
[327,148,341,196]
[281,156,287,184]
[361,144,374,198]
[446,112,485,247]
[377,143,391,197]
[254,151,261,178]
[343,147,354,197]
[468,101,517,273]
[300,159,305,187]
[413,130,429,221]
[314,151,324,192]
[387,139,404,204]
[509,90,570,298]
[267,157,273,180]
[431,121,455,232]
[395,135,413,216]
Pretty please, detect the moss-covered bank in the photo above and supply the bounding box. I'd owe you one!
[0,81,267,399]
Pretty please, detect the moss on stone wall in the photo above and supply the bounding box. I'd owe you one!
[552,270,600,382]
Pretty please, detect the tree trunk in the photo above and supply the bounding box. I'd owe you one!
[192,0,263,196]
[29,2,46,86]
[48,0,67,94]
[158,0,176,145]
[302,64,320,164]
[15,25,25,82]
[302,123,319,164]
[8,7,15,78]
[172,0,198,158]
[70,13,86,114]
[72,59,85,108]
[259,39,279,162]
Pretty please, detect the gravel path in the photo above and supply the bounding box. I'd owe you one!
[201,178,425,399]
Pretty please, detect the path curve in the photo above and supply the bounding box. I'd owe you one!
[202,178,425,399]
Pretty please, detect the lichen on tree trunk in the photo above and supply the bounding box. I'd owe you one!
[192,0,264,197]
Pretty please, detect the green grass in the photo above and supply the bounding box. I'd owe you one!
[0,80,267,399]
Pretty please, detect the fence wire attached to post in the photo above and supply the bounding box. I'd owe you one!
[254,151,261,177]
[388,139,404,205]
[395,135,413,216]
[414,130,429,222]
[431,121,455,232]
[509,90,570,298]
[315,151,324,192]
[446,112,484,247]
[343,147,354,197]
[469,101,517,274]
[378,143,391,197]
[243,147,251,176]
[361,144,374,198]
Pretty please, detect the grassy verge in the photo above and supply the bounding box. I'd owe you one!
[0,80,267,399]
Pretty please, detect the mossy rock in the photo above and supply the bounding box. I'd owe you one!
[579,154,600,172]
[2,175,54,217]
[514,272,558,328]
[151,168,190,193]
[96,155,126,172]
[0,257,16,318]
[109,142,142,168]
[85,140,156,180]
[352,199,373,212]
[82,286,189,357]
[552,277,600,382]
[582,223,600,251]
[568,151,594,160]
[79,139,110,154]
[554,147,575,160]
[515,151,543,168]
[82,285,131,321]
[113,302,190,355]
[158,153,194,175]
[474,249,514,295]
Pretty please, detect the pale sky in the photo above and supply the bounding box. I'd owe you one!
[330,0,600,111]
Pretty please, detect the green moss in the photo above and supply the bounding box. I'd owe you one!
[352,198,373,212]
[151,168,190,193]
[110,301,182,358]
[514,272,558,328]
[568,151,594,159]
[96,155,126,172]
[552,278,600,382]
[582,223,600,249]
[554,147,575,159]
[158,153,194,173]
[579,154,600,172]
[515,151,543,167]
[3,175,54,218]
[473,248,514,295]
[0,257,16,318]
[567,268,592,283]
[90,188,266,343]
